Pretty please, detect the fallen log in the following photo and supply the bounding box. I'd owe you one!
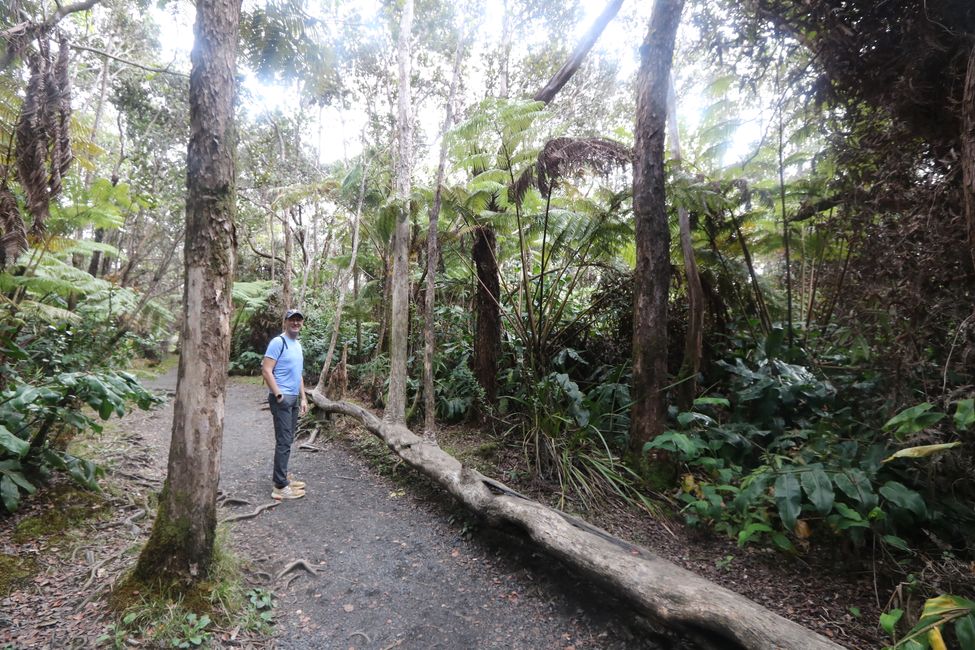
[308,390,843,650]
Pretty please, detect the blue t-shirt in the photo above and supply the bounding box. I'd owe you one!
[264,335,304,395]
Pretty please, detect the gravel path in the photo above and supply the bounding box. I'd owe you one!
[215,375,679,650]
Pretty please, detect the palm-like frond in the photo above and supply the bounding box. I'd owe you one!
[16,298,80,324]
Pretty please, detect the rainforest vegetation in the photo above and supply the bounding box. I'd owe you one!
[1,0,974,647]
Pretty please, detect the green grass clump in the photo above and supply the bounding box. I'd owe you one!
[103,529,275,648]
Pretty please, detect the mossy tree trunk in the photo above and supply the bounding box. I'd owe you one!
[628,0,684,455]
[135,0,241,585]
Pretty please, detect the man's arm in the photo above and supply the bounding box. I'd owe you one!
[299,376,308,415]
[262,357,283,402]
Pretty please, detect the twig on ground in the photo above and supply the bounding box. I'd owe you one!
[336,475,358,480]
[349,631,371,644]
[219,497,252,507]
[275,559,318,581]
[220,501,279,523]
[124,508,146,534]
[82,548,126,589]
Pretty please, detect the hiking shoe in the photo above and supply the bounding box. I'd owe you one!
[287,474,306,490]
[271,485,305,500]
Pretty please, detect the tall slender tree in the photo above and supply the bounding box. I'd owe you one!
[134,0,241,584]
[422,34,465,437]
[629,0,684,456]
[385,0,413,424]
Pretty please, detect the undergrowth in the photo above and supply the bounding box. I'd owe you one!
[104,529,275,648]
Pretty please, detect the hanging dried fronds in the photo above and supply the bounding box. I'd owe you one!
[536,136,631,195]
[509,165,535,208]
[0,179,26,268]
[49,34,73,196]
[13,30,73,240]
[15,49,50,239]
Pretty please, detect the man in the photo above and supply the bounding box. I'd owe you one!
[262,308,309,500]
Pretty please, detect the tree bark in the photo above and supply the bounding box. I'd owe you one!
[472,226,501,412]
[134,0,240,584]
[629,0,684,455]
[386,0,414,425]
[963,45,975,276]
[308,389,842,650]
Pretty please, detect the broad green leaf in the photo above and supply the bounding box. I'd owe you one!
[880,481,927,518]
[880,608,903,636]
[833,469,878,511]
[833,502,862,521]
[800,466,834,515]
[774,472,801,530]
[735,472,770,512]
[677,411,714,427]
[3,470,36,494]
[692,396,730,408]
[737,522,772,547]
[882,403,945,439]
[955,613,975,648]
[883,442,961,463]
[0,425,29,457]
[645,431,703,459]
[1,475,20,511]
[769,532,794,552]
[882,535,911,552]
[953,399,975,431]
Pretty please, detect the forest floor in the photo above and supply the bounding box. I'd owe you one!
[0,362,886,649]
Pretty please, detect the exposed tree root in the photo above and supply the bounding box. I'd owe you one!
[219,497,252,507]
[308,390,842,650]
[220,501,279,523]
[275,559,318,582]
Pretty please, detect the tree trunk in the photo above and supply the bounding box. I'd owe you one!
[499,0,511,98]
[282,209,293,308]
[386,0,413,425]
[422,38,465,437]
[667,77,704,412]
[963,45,975,276]
[472,226,501,412]
[629,0,684,456]
[308,389,842,650]
[316,159,368,394]
[134,0,240,584]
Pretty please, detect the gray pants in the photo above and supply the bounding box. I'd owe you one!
[269,393,300,488]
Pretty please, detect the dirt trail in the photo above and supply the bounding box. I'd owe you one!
[214,373,676,649]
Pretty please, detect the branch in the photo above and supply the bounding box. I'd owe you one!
[246,230,285,265]
[69,43,189,77]
[1,0,103,68]
[532,0,624,104]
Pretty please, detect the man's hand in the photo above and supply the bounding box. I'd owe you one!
[300,398,308,416]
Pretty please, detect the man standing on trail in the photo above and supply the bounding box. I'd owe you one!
[262,309,309,500]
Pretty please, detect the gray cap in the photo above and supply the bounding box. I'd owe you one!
[284,309,304,320]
